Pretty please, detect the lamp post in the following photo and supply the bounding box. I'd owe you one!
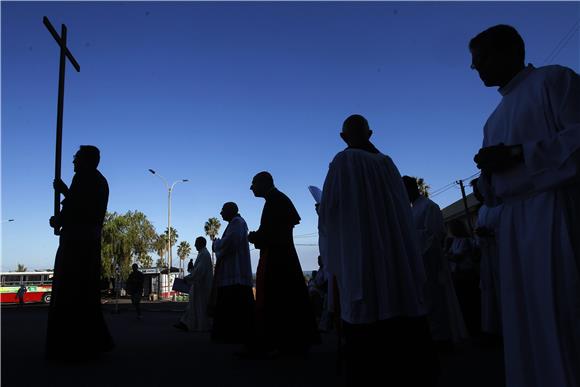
[148,169,188,299]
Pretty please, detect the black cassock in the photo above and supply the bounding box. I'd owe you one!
[46,169,114,360]
[249,188,319,353]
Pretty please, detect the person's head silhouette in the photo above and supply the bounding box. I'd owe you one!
[73,145,100,173]
[250,172,274,198]
[402,176,420,204]
[131,263,139,272]
[469,24,525,88]
[448,219,470,238]
[220,202,239,222]
[340,114,373,148]
[194,237,207,251]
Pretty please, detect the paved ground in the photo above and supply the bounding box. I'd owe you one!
[1,301,505,387]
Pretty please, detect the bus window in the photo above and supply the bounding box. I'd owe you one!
[25,275,42,285]
[4,275,22,285]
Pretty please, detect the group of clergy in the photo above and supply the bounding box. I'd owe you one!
[175,176,320,357]
[318,24,579,387]
[46,23,579,387]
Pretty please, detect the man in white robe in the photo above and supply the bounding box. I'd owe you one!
[471,24,580,387]
[318,114,438,386]
[175,237,213,331]
[402,175,468,346]
[211,202,255,344]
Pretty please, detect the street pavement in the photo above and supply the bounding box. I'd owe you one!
[1,301,505,387]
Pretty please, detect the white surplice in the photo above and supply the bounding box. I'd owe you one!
[180,247,214,331]
[479,64,580,387]
[318,148,427,324]
[212,215,253,288]
[475,204,503,334]
[411,196,468,342]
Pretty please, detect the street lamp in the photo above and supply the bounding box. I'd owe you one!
[148,169,188,299]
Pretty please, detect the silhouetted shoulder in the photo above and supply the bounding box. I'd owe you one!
[536,64,578,86]
[536,64,576,76]
[267,188,301,225]
[331,148,396,168]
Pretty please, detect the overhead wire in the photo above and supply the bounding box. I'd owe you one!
[428,171,480,199]
[543,19,580,65]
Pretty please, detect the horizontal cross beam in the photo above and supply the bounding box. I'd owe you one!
[43,16,80,72]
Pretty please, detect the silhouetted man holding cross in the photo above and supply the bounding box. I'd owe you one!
[47,146,114,361]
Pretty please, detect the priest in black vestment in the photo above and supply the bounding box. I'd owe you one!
[247,171,319,356]
[47,145,114,361]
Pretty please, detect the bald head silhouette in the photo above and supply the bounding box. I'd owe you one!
[250,171,274,198]
[340,114,373,148]
[220,202,239,222]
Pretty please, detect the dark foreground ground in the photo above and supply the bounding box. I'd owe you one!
[1,301,504,387]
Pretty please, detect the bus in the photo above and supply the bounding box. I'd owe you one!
[0,271,53,304]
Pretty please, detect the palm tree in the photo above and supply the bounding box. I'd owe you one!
[204,217,221,266]
[16,263,27,272]
[177,241,192,275]
[163,227,178,270]
[154,234,168,268]
[412,176,431,198]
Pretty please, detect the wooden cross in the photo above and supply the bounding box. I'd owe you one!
[43,16,80,235]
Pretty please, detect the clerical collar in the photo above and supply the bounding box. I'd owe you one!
[346,141,380,154]
[498,64,535,96]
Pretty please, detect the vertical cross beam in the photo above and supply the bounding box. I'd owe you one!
[43,16,80,235]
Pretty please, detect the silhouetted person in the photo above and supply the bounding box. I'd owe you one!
[471,178,502,336]
[210,202,255,344]
[318,115,438,386]
[126,263,145,319]
[17,285,27,307]
[187,258,194,273]
[245,171,319,357]
[470,24,580,387]
[174,237,213,331]
[307,270,322,322]
[402,176,467,348]
[310,256,332,332]
[445,219,480,337]
[47,145,114,361]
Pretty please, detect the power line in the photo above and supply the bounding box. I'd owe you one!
[294,232,318,238]
[459,171,481,183]
[430,182,456,196]
[429,184,458,198]
[543,19,580,65]
[428,171,480,199]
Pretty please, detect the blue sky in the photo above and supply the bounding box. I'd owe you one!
[2,1,579,272]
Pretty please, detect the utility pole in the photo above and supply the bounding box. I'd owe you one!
[457,179,474,235]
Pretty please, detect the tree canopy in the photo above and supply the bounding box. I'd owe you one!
[204,218,221,241]
[412,176,431,198]
[177,240,192,274]
[101,211,157,279]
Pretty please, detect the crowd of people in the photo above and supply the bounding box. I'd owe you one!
[45,24,579,387]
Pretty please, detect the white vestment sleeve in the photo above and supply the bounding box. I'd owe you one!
[417,201,444,255]
[214,221,240,260]
[523,67,580,190]
[192,250,211,281]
